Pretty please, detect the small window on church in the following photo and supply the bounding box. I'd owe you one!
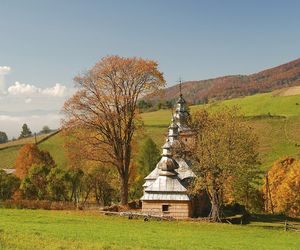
[162,204,170,212]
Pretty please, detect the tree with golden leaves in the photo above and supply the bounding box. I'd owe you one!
[189,107,260,222]
[264,157,300,217]
[63,56,165,205]
[280,162,300,216]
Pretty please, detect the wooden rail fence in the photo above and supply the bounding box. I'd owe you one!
[284,221,300,232]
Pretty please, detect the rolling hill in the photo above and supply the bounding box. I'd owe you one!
[143,89,300,169]
[146,58,300,104]
[0,131,66,169]
[1,87,300,171]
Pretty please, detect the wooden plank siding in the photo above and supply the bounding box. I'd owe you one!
[142,200,192,219]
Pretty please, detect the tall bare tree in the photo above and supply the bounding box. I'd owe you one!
[63,56,165,204]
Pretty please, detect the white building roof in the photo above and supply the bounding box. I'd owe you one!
[176,158,196,180]
[141,193,190,201]
[144,167,159,180]
[145,175,187,193]
[144,158,195,181]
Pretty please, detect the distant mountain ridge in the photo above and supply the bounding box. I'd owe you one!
[146,58,300,103]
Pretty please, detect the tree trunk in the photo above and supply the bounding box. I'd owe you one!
[209,190,221,222]
[120,175,129,205]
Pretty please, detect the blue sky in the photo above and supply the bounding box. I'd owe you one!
[0,0,300,137]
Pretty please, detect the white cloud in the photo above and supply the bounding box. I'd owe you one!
[25,98,32,104]
[7,81,67,97]
[0,66,11,75]
[0,115,21,122]
[42,83,66,97]
[8,81,39,95]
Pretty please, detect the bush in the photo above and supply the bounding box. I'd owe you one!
[0,199,76,210]
[0,170,20,200]
[20,164,52,200]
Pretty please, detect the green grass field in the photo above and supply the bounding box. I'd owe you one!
[208,92,300,117]
[1,91,300,170]
[0,209,299,250]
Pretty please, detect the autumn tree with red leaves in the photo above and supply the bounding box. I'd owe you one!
[15,144,55,179]
[63,56,165,205]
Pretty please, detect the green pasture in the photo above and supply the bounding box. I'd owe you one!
[0,209,299,250]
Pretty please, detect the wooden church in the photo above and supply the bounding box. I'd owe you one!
[141,92,210,219]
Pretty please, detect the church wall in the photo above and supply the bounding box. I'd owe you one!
[142,200,191,219]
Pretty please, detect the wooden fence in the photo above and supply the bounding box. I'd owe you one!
[284,221,300,232]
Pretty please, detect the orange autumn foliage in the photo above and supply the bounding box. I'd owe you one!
[62,56,165,205]
[15,144,55,179]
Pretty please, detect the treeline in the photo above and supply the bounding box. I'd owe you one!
[145,58,300,104]
[137,99,176,112]
[138,97,208,112]
[0,138,161,209]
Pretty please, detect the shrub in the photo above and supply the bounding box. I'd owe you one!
[0,199,76,210]
[0,170,20,200]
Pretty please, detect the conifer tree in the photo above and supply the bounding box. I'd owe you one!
[137,137,160,176]
[0,131,8,144]
[19,123,32,139]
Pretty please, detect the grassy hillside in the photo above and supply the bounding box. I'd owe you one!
[2,91,300,170]
[207,92,300,117]
[143,91,300,169]
[0,209,299,250]
[0,132,66,169]
[38,132,67,168]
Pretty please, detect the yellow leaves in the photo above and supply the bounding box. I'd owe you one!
[264,157,300,217]
[190,107,260,210]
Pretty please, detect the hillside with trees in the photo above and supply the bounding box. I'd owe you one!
[145,58,300,104]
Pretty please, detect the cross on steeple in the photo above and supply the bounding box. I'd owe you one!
[177,77,183,97]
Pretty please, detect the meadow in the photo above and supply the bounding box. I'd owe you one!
[0,132,54,168]
[1,91,300,170]
[142,91,300,168]
[0,209,299,250]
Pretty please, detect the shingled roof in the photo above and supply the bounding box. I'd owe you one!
[142,93,195,203]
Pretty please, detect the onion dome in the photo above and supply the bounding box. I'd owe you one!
[157,139,179,176]
[173,94,190,131]
[168,117,179,144]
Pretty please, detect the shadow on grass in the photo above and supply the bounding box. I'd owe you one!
[251,214,300,223]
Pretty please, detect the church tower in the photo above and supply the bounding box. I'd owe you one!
[172,83,196,149]
[141,85,201,219]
